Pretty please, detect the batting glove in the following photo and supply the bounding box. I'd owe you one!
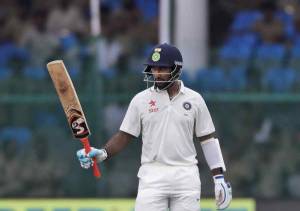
[213,174,232,210]
[76,147,107,169]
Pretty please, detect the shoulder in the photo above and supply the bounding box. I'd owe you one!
[130,88,151,105]
[184,86,206,103]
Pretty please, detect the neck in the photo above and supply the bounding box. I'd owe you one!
[167,80,180,99]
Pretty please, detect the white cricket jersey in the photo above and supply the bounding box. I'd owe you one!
[120,81,215,166]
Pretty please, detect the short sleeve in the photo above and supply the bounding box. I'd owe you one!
[120,97,141,137]
[195,96,215,137]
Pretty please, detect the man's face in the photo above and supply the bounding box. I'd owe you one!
[151,66,172,89]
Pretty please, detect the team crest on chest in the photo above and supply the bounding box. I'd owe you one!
[148,99,159,113]
[183,102,192,110]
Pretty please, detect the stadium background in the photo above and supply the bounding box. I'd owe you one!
[1,0,300,210]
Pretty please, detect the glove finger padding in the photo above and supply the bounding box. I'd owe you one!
[77,148,88,159]
[76,147,107,169]
[77,149,93,169]
[80,157,94,169]
[215,182,232,210]
[214,175,232,210]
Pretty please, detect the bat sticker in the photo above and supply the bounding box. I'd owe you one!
[68,108,90,138]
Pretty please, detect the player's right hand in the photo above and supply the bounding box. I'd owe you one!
[76,147,108,169]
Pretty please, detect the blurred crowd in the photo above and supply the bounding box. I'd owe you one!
[1,0,300,199]
[191,0,300,92]
[0,0,158,80]
[3,0,300,91]
[0,0,157,197]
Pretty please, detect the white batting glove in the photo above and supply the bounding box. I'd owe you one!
[213,174,232,210]
[76,147,107,169]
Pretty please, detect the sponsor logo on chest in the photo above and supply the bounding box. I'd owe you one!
[148,99,159,113]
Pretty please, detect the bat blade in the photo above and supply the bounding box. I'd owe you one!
[47,60,90,139]
[47,60,101,178]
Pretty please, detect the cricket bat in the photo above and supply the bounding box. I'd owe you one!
[47,60,101,178]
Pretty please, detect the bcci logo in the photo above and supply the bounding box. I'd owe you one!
[152,48,161,62]
[152,52,160,62]
[183,102,192,110]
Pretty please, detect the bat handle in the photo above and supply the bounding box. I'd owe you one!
[80,137,101,178]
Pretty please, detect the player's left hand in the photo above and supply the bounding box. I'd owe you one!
[213,174,232,210]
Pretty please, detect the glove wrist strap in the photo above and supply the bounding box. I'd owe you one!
[213,174,225,183]
[96,149,108,162]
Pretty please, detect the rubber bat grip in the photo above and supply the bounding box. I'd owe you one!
[80,137,101,178]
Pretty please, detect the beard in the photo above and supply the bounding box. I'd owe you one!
[154,80,173,90]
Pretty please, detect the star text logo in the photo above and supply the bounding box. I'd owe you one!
[148,100,158,113]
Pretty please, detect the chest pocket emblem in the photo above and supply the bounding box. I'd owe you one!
[183,102,192,110]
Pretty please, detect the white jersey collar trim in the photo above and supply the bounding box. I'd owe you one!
[179,80,186,94]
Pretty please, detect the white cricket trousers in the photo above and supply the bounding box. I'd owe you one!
[135,162,201,211]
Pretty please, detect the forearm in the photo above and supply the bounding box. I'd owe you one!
[103,131,133,159]
[198,134,226,172]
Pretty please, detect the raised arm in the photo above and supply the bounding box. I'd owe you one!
[103,130,135,159]
[76,131,134,169]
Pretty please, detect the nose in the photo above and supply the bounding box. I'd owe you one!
[151,68,161,78]
[152,68,159,73]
